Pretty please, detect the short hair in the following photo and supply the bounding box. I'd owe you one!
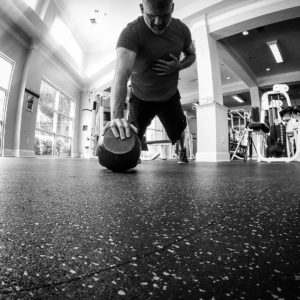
[143,0,173,9]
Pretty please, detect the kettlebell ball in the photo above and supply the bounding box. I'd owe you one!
[97,127,141,171]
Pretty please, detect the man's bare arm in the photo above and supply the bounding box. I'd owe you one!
[178,41,196,70]
[110,47,136,139]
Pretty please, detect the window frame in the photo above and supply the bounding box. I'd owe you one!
[35,78,76,157]
[0,52,15,156]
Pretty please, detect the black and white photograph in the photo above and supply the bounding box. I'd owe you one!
[0,0,299,299]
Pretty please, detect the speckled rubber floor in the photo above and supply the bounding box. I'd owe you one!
[0,158,299,299]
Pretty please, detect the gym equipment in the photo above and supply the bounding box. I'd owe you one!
[141,111,196,161]
[229,109,251,160]
[248,84,300,163]
[145,139,173,160]
[184,111,196,159]
[97,127,141,171]
[230,109,262,161]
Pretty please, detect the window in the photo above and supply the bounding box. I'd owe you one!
[145,117,164,142]
[50,17,83,67]
[34,80,75,157]
[0,53,13,156]
[0,89,7,155]
[0,55,13,90]
[141,117,170,160]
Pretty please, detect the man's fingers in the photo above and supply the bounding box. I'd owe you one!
[153,71,168,76]
[152,66,168,75]
[110,119,125,139]
[154,59,169,65]
[105,119,135,139]
[110,118,132,139]
[121,118,131,138]
[130,124,138,134]
[110,126,120,138]
[102,121,111,134]
[168,53,177,60]
[152,67,168,72]
[152,57,178,76]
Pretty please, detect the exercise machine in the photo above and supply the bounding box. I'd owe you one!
[229,109,251,160]
[248,84,300,163]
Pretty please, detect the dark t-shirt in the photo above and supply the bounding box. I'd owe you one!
[117,16,192,102]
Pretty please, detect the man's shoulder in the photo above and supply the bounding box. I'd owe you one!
[124,16,144,30]
[171,18,190,31]
[117,17,144,51]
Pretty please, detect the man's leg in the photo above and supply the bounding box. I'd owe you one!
[176,130,188,164]
[128,95,160,157]
[177,130,185,151]
[157,91,188,163]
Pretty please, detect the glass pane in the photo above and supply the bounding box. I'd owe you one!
[0,89,5,121]
[39,81,57,109]
[34,130,54,156]
[155,130,163,140]
[58,93,72,116]
[146,129,155,141]
[57,114,72,137]
[155,117,163,131]
[0,90,5,152]
[148,118,155,130]
[56,136,71,157]
[36,105,54,132]
[0,56,13,90]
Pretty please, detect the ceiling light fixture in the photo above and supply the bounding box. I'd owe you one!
[232,95,245,103]
[266,40,284,63]
[242,31,249,36]
[226,76,231,80]
[266,67,271,71]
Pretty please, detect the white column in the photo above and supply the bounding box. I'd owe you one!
[13,43,34,157]
[192,15,230,162]
[249,87,262,160]
[250,87,261,108]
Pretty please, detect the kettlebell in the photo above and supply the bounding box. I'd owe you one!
[97,127,141,171]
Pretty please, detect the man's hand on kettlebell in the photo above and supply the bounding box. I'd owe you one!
[109,119,137,139]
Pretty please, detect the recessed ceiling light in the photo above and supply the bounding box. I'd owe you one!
[266,67,271,71]
[232,95,245,103]
[266,40,284,63]
[226,76,231,80]
[242,31,249,36]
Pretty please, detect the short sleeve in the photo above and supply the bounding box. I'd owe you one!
[182,23,192,50]
[116,23,139,53]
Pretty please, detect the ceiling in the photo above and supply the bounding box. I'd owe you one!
[2,0,300,110]
[221,17,300,107]
[53,0,141,52]
[53,0,210,53]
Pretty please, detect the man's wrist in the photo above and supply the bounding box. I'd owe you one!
[176,61,183,72]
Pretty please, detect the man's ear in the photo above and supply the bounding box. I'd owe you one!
[139,3,144,13]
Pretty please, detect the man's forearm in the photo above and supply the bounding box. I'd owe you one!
[111,77,128,119]
[179,53,196,71]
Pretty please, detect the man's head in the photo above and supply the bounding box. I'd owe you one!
[140,0,174,35]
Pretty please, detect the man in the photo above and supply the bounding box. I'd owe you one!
[109,0,196,163]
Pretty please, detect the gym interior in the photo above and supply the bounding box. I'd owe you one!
[0,0,299,299]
